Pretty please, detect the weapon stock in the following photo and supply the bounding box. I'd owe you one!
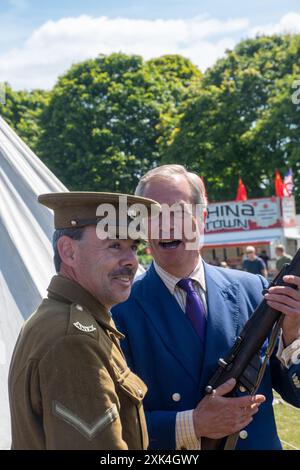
[202,248,300,450]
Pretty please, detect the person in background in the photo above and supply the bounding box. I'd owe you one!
[259,250,270,270]
[275,245,293,273]
[242,246,268,277]
[220,261,229,268]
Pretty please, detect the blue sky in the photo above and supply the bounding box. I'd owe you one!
[2,0,300,23]
[1,0,300,89]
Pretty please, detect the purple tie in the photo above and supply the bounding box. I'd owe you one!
[177,278,206,343]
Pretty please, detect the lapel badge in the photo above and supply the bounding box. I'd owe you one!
[73,321,96,333]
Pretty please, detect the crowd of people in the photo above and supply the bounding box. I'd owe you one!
[209,244,293,280]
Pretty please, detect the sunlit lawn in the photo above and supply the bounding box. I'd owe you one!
[273,392,300,450]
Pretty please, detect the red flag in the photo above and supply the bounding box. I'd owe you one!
[283,168,294,196]
[274,169,284,198]
[236,177,248,201]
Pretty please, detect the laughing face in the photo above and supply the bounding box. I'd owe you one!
[142,175,206,277]
[70,226,139,309]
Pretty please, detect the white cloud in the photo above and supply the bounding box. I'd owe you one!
[249,12,300,36]
[0,12,299,90]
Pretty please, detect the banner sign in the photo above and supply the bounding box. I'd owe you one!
[205,197,285,234]
[281,197,297,228]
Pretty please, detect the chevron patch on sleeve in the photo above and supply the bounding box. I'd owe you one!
[52,401,119,440]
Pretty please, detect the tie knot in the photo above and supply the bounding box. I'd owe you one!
[177,278,195,294]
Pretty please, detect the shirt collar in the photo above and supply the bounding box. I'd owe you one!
[153,258,206,295]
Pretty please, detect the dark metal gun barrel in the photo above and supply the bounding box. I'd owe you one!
[207,301,281,390]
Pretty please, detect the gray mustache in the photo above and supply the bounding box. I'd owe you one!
[111,268,135,278]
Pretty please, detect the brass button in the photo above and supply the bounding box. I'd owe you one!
[239,430,248,440]
[172,393,181,402]
[137,388,144,398]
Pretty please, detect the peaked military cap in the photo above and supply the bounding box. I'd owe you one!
[38,191,160,230]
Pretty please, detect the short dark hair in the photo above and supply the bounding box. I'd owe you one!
[52,227,85,272]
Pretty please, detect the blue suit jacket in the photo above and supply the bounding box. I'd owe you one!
[112,263,300,450]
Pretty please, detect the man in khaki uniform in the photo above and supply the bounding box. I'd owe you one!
[9,192,158,450]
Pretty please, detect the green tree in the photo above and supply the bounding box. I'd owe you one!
[38,54,160,192]
[243,71,300,205]
[37,53,201,193]
[145,55,202,153]
[164,35,300,206]
[0,84,49,151]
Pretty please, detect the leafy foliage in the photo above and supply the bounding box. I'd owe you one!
[0,85,49,150]
[1,38,300,206]
[164,35,300,206]
[37,53,201,192]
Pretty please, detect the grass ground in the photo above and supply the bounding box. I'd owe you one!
[273,392,300,450]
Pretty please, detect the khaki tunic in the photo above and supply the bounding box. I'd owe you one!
[9,275,148,450]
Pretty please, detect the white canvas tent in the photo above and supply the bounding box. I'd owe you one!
[0,116,67,449]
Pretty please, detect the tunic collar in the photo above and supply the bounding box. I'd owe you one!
[47,275,124,338]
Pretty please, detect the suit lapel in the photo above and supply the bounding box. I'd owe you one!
[199,263,241,390]
[137,264,203,384]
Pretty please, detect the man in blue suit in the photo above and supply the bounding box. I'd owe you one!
[112,165,300,450]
